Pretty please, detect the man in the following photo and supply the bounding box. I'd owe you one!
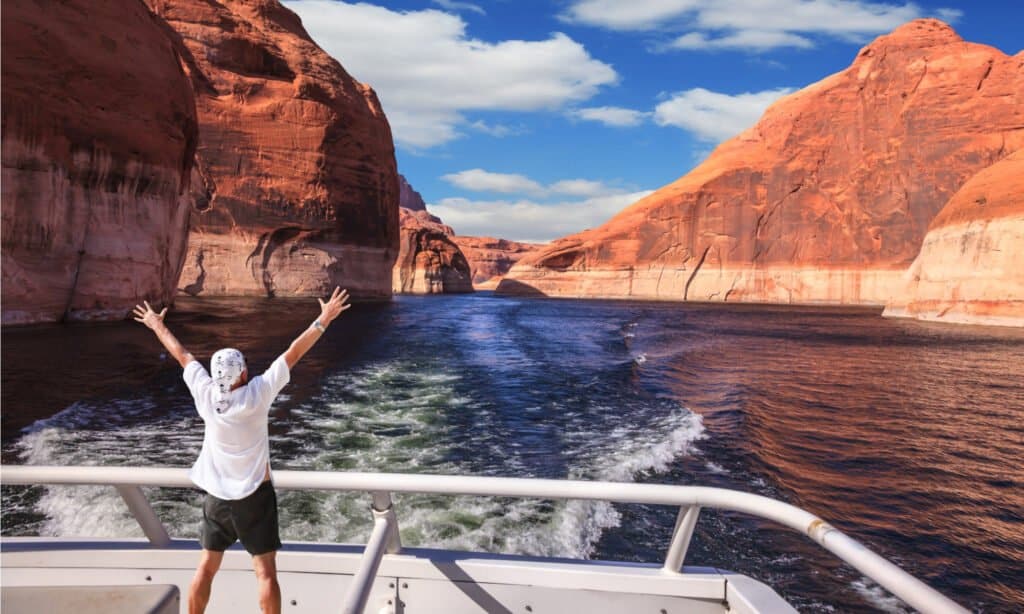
[133,287,351,614]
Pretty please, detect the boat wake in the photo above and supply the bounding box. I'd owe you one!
[4,360,705,561]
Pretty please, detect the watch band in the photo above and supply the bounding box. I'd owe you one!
[312,319,327,333]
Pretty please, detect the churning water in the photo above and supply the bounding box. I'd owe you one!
[3,294,1023,612]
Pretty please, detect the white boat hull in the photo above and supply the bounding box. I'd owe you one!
[1,537,794,613]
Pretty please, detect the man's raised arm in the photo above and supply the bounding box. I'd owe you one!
[282,287,351,369]
[133,301,195,368]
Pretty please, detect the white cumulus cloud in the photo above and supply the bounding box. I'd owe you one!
[431,191,654,243]
[670,30,814,51]
[441,169,630,198]
[562,0,961,51]
[432,0,485,15]
[442,169,546,195]
[570,106,651,127]
[284,1,618,149]
[654,87,794,142]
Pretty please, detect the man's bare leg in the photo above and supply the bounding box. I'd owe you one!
[253,551,281,614]
[189,549,224,614]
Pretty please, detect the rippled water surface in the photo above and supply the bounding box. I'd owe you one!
[3,294,1023,612]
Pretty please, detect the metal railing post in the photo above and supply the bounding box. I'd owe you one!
[371,491,402,554]
[663,505,700,573]
[114,485,171,547]
[340,492,398,614]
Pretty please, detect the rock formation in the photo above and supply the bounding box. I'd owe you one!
[2,0,199,325]
[452,236,546,289]
[884,150,1024,326]
[393,208,473,294]
[399,174,428,212]
[148,0,399,300]
[500,20,1024,306]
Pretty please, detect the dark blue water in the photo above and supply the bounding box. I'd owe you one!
[3,294,1023,612]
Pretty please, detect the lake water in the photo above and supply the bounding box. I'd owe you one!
[3,293,1023,612]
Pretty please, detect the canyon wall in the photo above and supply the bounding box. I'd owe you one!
[500,20,1024,306]
[884,150,1024,326]
[392,208,473,294]
[2,0,199,324]
[392,175,472,294]
[150,0,399,300]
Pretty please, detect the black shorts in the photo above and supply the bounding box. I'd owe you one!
[200,481,281,555]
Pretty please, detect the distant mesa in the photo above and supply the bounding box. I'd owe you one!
[884,150,1024,326]
[451,236,547,290]
[1,0,199,324]
[499,18,1024,326]
[153,0,399,301]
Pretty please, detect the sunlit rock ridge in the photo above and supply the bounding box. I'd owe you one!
[884,150,1024,326]
[500,20,1024,316]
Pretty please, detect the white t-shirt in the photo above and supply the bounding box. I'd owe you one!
[183,356,290,500]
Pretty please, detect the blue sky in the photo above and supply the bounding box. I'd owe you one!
[283,0,1022,242]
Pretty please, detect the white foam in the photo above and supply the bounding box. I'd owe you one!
[12,397,205,539]
[9,359,706,563]
[705,462,729,474]
[850,579,912,613]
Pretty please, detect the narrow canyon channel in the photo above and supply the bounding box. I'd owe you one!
[3,294,1022,612]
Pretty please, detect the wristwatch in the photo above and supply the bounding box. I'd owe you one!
[312,319,327,333]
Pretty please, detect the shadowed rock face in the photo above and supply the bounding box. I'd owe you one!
[2,0,199,325]
[392,208,473,294]
[399,174,427,212]
[149,0,399,299]
[884,150,1024,326]
[451,236,546,289]
[502,20,1024,306]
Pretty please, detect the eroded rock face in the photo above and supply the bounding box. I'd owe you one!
[884,150,1024,326]
[399,174,427,212]
[392,208,473,294]
[149,0,399,299]
[2,0,198,325]
[451,236,546,289]
[501,20,1024,305]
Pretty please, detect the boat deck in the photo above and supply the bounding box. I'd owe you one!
[1,538,790,613]
[0,465,968,613]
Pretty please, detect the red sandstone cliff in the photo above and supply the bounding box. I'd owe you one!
[399,174,428,212]
[393,208,473,294]
[148,0,399,299]
[452,236,546,289]
[884,150,1024,326]
[2,0,199,325]
[392,175,472,293]
[500,20,1024,305]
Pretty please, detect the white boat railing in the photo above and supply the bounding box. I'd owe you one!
[0,465,967,614]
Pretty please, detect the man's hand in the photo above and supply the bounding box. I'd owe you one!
[282,288,351,369]
[317,287,351,326]
[133,301,168,330]
[133,301,194,368]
